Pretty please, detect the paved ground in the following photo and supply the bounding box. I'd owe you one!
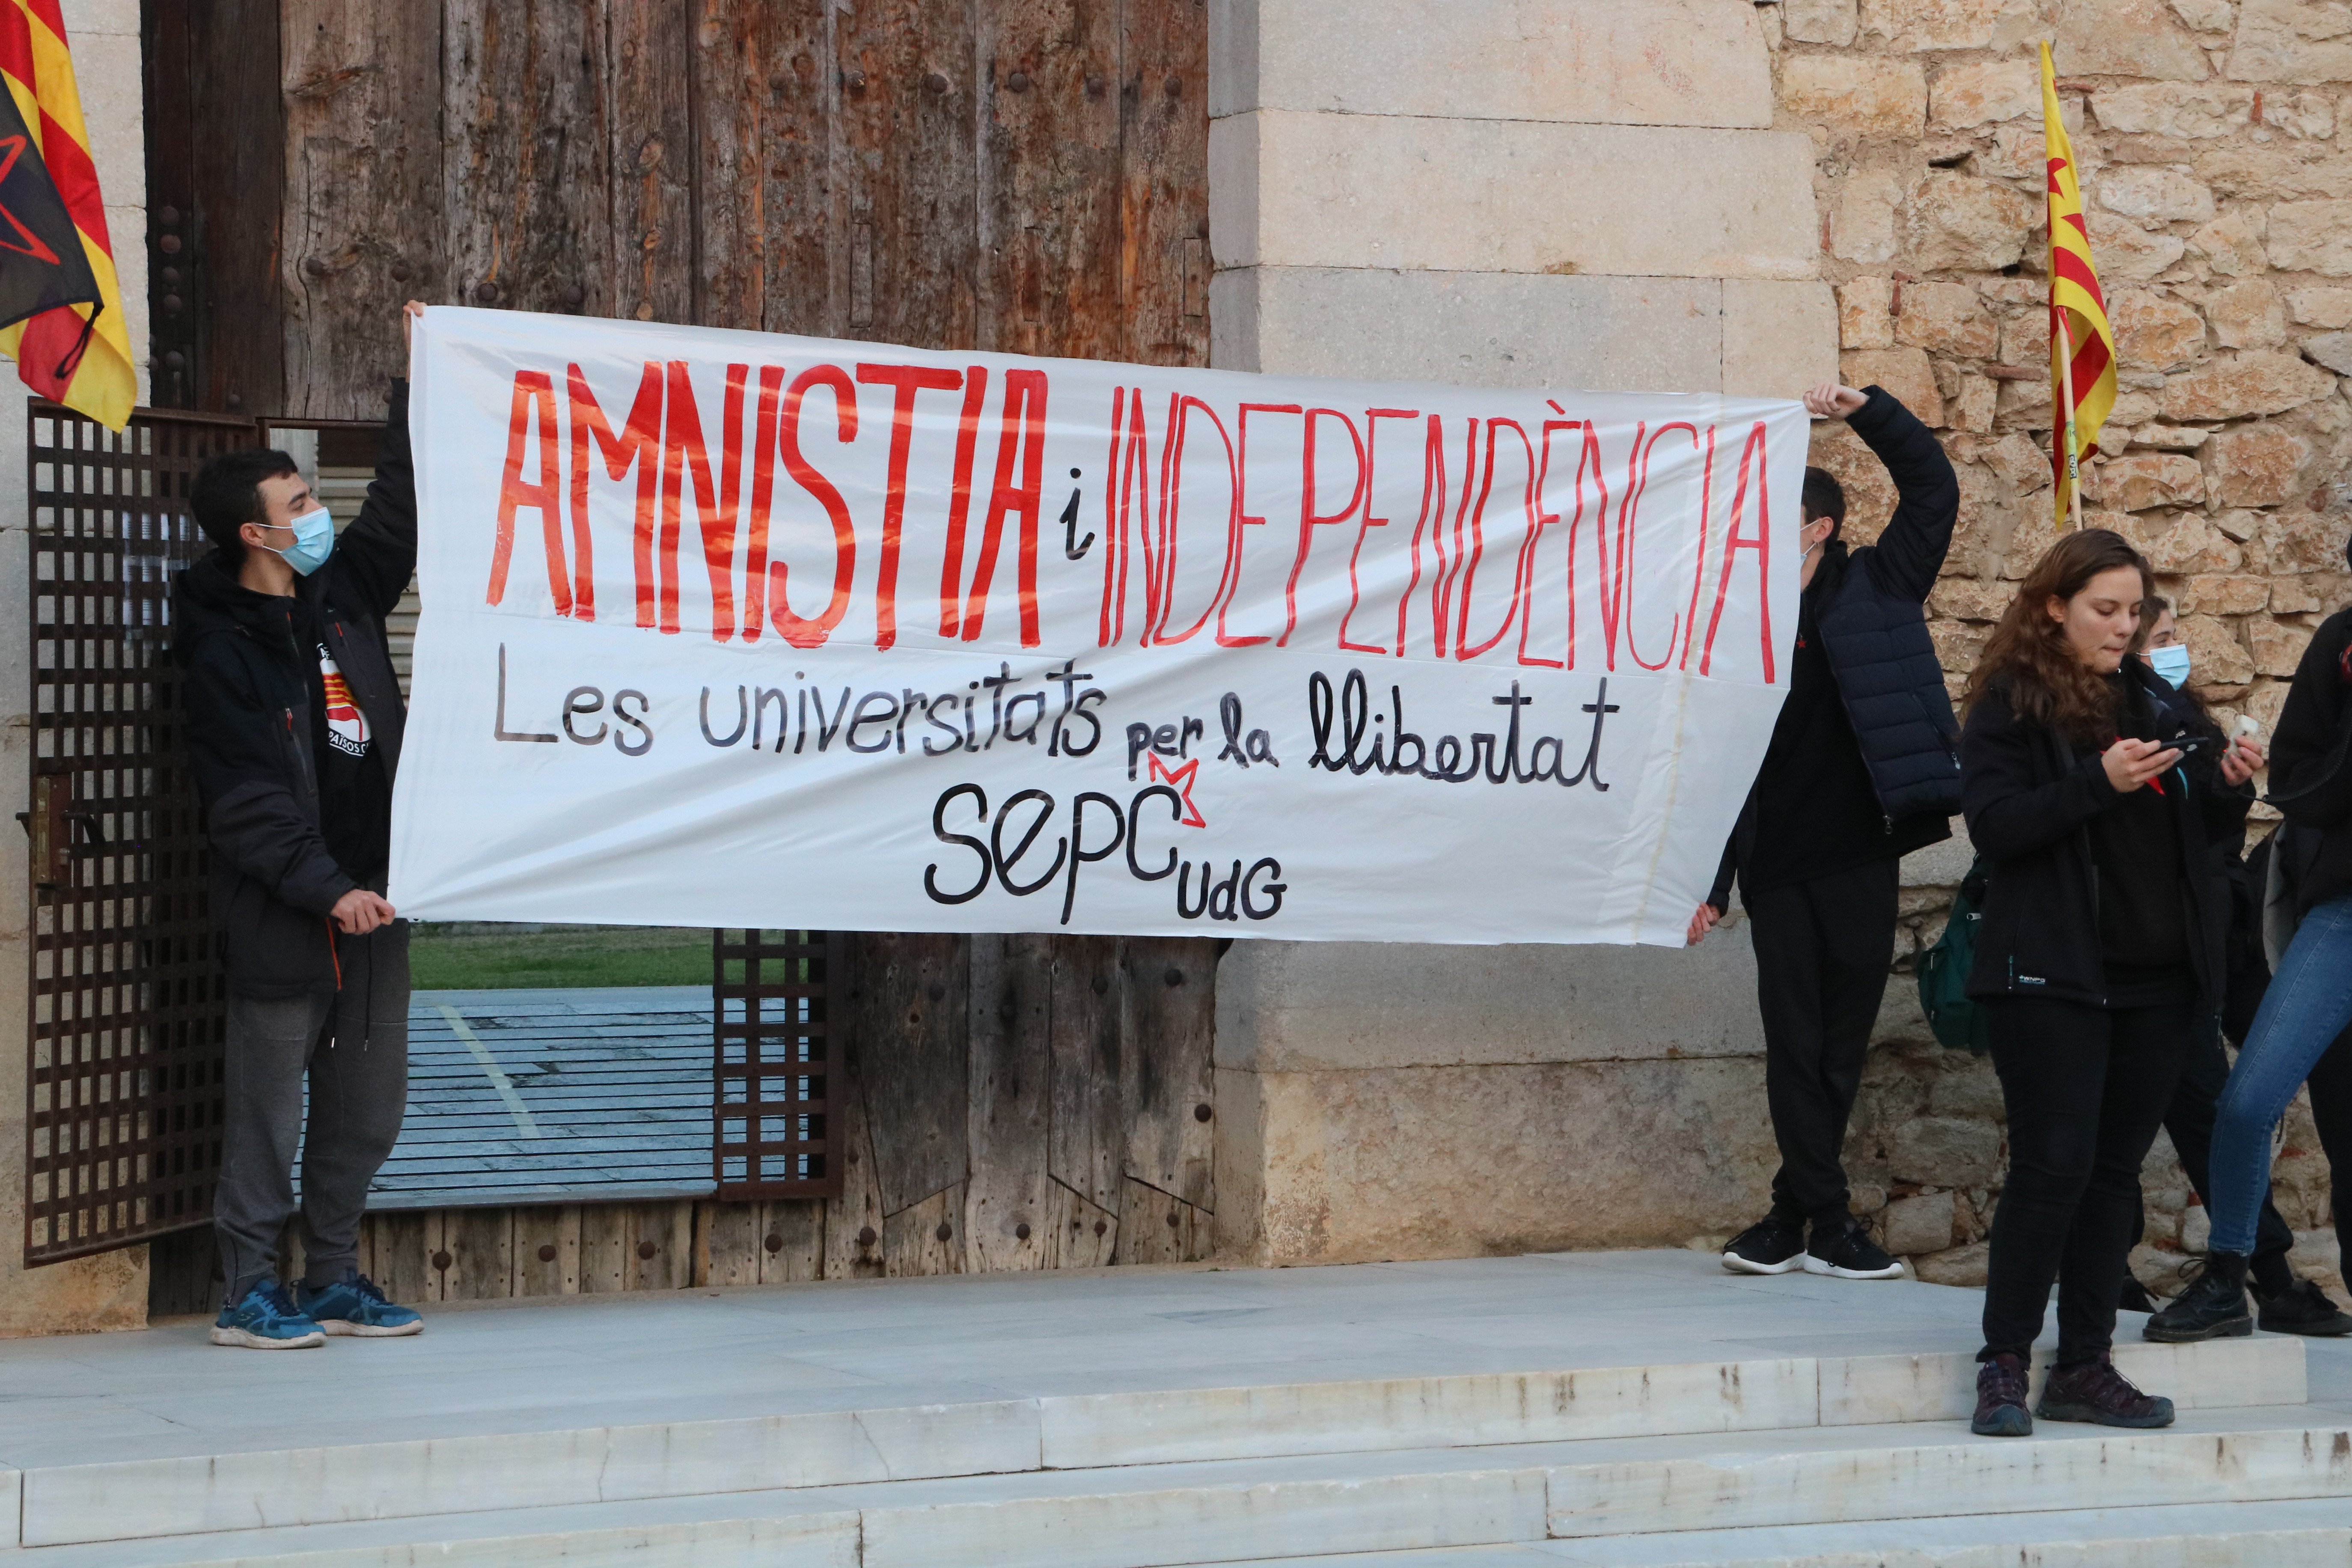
[6,1248,2348,1473]
[372,985,713,1208]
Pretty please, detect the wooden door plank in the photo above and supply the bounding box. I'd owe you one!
[1121,935,1218,1212]
[371,1211,435,1306]
[697,1199,764,1288]
[690,0,824,333]
[1048,934,1125,1212]
[883,1181,969,1276]
[514,1205,577,1296]
[443,0,613,318]
[443,1207,515,1300]
[821,1061,887,1280]
[848,931,971,1217]
[975,0,1124,361]
[966,934,1056,1271]
[761,1199,826,1284]
[1115,0,1210,367]
[579,1202,630,1293]
[1114,1175,1205,1266]
[608,0,696,324]
[280,0,444,416]
[837,0,980,349]
[626,1201,695,1290]
[1049,1174,1119,1268]
[181,0,284,414]
[733,1,840,336]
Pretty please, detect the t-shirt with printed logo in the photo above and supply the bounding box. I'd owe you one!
[293,595,391,886]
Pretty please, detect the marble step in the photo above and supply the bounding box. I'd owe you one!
[14,1403,2349,1568]
[1203,1495,2352,1565]
[12,1335,2302,1550]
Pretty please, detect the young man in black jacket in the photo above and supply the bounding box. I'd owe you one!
[1691,382,1962,1282]
[178,301,425,1348]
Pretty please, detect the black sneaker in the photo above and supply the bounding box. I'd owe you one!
[2255,1279,2352,1337]
[2037,1354,2175,1428]
[1803,1219,1904,1280]
[1722,1214,1807,1275]
[2144,1252,2253,1342]
[1971,1351,2032,1437]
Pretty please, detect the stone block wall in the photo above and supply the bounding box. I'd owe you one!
[1765,0,2352,1292]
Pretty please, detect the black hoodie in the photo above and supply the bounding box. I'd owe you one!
[2266,601,2352,919]
[173,381,415,997]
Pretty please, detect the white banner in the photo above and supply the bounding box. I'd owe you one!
[390,309,1805,945]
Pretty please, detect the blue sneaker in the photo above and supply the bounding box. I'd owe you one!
[211,1281,325,1350]
[297,1273,423,1337]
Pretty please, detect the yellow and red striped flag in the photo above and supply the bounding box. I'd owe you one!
[0,2,131,429]
[2042,43,2115,524]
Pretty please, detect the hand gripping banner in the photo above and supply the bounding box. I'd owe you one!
[392,309,1805,945]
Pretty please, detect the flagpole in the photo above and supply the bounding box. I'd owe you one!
[2055,308,2085,530]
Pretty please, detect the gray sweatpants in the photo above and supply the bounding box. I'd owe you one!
[214,921,410,1306]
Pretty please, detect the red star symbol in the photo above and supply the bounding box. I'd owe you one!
[1147,752,1207,828]
[0,137,61,265]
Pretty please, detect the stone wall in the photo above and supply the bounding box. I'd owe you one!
[1206,0,1840,1267]
[1767,0,2352,1291]
[0,0,154,1335]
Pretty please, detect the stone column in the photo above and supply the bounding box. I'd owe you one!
[0,0,154,1335]
[1204,0,1840,1265]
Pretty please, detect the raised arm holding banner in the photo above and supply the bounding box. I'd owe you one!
[389,309,1805,946]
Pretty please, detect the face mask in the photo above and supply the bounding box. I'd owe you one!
[2148,643,2191,687]
[260,506,335,576]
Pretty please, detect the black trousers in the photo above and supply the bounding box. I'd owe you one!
[1983,998,2188,1364]
[2308,1032,2352,1284]
[2138,1022,2299,1296]
[1746,858,1899,1229]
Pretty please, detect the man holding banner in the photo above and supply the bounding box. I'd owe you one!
[1698,381,1962,1283]
[178,303,430,1349]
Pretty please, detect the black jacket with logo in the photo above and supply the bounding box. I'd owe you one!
[1709,385,1961,907]
[1961,658,2251,1009]
[173,381,414,997]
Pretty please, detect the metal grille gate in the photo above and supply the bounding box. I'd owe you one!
[24,403,253,1264]
[713,930,842,1200]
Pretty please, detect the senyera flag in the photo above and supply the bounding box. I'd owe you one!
[0,1,131,430]
[2041,42,2115,525]
[391,309,1808,946]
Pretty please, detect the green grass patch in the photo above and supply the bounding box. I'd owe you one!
[409,924,712,991]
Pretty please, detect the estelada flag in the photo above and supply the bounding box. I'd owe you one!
[2041,43,2115,522]
[0,3,131,430]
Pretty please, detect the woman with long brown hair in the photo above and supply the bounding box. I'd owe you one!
[1959,528,2262,1437]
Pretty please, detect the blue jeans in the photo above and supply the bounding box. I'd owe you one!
[2210,895,2352,1256]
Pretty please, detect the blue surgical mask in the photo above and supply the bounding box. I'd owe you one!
[261,506,335,576]
[2148,643,2191,687]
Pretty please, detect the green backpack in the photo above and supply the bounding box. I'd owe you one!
[1917,857,1991,1053]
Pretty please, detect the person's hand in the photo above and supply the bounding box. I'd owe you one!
[402,299,425,350]
[2101,737,2182,794]
[1802,383,1869,420]
[2221,735,2266,787]
[331,889,396,935]
[1687,901,1722,946]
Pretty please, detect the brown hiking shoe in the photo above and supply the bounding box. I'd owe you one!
[2037,1354,2174,1428]
[1971,1351,2031,1437]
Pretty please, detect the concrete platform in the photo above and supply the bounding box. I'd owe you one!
[0,1250,2342,1566]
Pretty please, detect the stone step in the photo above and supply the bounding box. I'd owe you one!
[11,1336,2301,1550]
[1204,1495,2352,1565]
[13,1403,2349,1568]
